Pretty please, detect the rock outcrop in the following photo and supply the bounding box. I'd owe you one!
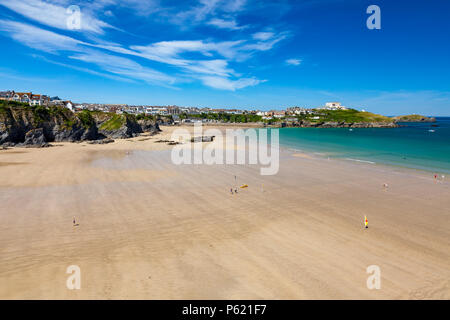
[22,128,48,147]
[0,102,160,147]
[138,119,161,135]
[191,135,215,142]
[96,114,142,139]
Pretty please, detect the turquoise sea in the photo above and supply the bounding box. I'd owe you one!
[274,117,450,174]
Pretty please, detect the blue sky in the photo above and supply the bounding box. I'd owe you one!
[0,0,449,115]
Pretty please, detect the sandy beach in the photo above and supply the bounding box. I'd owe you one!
[0,125,449,299]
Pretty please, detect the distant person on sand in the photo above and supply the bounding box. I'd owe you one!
[230,188,233,195]
[235,188,238,194]
[73,217,76,226]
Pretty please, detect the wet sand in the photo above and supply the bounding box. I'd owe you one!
[0,126,449,299]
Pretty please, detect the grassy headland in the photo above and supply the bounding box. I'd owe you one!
[296,109,394,123]
[392,114,436,122]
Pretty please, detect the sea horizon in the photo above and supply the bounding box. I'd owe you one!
[272,117,450,174]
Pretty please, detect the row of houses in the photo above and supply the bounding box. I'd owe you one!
[0,90,75,111]
[78,104,247,116]
[1,90,351,118]
[0,90,50,106]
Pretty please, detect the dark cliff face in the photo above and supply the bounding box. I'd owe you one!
[138,119,161,134]
[93,113,143,139]
[0,102,160,147]
[0,104,89,146]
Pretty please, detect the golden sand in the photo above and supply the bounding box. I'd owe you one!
[0,126,449,299]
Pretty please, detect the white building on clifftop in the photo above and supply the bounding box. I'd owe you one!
[322,102,347,110]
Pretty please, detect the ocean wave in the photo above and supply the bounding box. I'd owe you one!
[344,158,376,164]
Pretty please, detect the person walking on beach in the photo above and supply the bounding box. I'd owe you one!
[73,217,76,226]
[364,216,368,229]
[230,188,233,195]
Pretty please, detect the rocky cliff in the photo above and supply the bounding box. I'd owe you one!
[93,112,144,139]
[0,101,160,147]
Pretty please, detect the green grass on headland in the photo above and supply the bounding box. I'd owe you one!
[0,100,99,129]
[300,109,394,123]
[76,110,96,128]
[392,114,435,122]
[1,100,74,126]
[180,112,262,123]
[180,109,394,124]
[99,114,125,131]
[2,100,429,126]
[135,114,157,121]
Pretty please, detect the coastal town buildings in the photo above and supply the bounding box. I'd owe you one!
[286,106,311,115]
[166,106,181,115]
[1,90,355,120]
[30,94,50,106]
[0,91,50,106]
[267,110,286,118]
[0,91,14,100]
[49,97,74,111]
[319,102,348,110]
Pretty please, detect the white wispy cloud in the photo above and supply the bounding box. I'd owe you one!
[69,51,176,86]
[129,40,245,63]
[115,0,159,16]
[0,0,291,91]
[125,41,239,80]
[222,0,247,12]
[0,19,84,53]
[207,17,246,30]
[252,32,274,41]
[244,32,289,51]
[286,58,302,66]
[170,0,248,26]
[32,54,136,83]
[102,38,274,89]
[182,60,235,77]
[200,76,264,91]
[0,20,175,87]
[173,0,221,24]
[0,0,114,34]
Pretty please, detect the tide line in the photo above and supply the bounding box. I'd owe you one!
[344,158,376,164]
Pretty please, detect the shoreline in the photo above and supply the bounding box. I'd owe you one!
[280,144,450,176]
[0,125,449,299]
[2,122,448,176]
